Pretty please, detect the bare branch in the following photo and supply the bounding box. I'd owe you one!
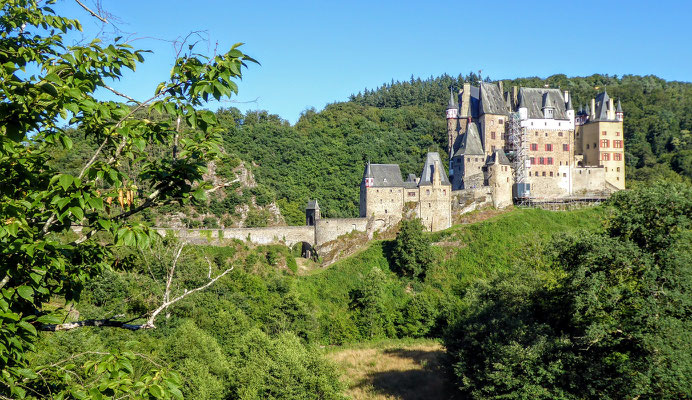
[74,0,108,24]
[103,84,139,104]
[205,178,240,194]
[144,265,233,329]
[40,253,233,331]
[0,275,9,290]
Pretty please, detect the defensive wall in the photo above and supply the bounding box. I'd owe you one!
[153,217,374,249]
[153,226,315,247]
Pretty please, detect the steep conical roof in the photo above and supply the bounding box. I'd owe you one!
[542,92,554,108]
[485,149,511,166]
[566,93,573,110]
[363,162,373,179]
[616,98,623,113]
[447,87,456,109]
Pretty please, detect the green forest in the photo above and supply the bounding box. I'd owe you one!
[2,1,691,399]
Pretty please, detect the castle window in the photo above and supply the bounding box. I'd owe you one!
[491,132,496,139]
[545,132,548,136]
[602,130,607,136]
[499,119,503,124]
[507,177,509,182]
[408,191,416,197]
[385,209,387,214]
[616,131,620,136]
[426,189,430,195]
[563,173,567,177]
[600,139,609,148]
[613,140,623,148]
[390,189,392,193]
[617,167,620,172]
[563,144,570,151]
[530,143,538,151]
[550,172,554,177]
[558,132,563,137]
[593,143,597,148]
[617,177,620,180]
[547,157,553,165]
[539,157,545,165]
[443,189,446,195]
[586,144,590,149]
[602,153,610,161]
[614,153,622,161]
[606,167,608,172]
[545,144,553,151]
[542,171,546,176]
[428,203,431,208]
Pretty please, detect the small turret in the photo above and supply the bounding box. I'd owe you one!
[446,86,458,120]
[565,91,574,122]
[616,98,624,121]
[305,200,320,226]
[363,162,374,188]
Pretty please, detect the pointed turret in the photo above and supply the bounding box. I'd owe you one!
[566,94,573,111]
[542,92,555,119]
[616,98,624,121]
[363,162,374,188]
[447,86,456,110]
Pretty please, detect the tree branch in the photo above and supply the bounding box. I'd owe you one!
[0,275,9,290]
[103,84,139,104]
[74,0,108,23]
[40,261,233,331]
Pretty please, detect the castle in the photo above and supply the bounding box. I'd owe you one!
[163,82,627,256]
[355,82,625,233]
[448,82,625,200]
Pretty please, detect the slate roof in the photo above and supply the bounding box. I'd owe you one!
[453,123,485,157]
[479,82,508,115]
[461,85,481,118]
[403,173,418,189]
[485,149,511,166]
[517,88,569,119]
[592,90,619,121]
[566,93,573,110]
[447,87,456,110]
[367,164,404,187]
[419,152,451,186]
[616,98,623,113]
[305,200,319,210]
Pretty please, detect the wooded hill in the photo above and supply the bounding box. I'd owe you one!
[52,73,691,228]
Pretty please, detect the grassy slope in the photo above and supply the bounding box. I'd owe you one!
[298,206,606,321]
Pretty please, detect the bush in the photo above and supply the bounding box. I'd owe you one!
[390,219,434,279]
[229,329,344,399]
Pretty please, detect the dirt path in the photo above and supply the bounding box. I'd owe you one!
[327,341,457,400]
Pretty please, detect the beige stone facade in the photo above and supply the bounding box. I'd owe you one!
[447,83,625,201]
[359,152,452,232]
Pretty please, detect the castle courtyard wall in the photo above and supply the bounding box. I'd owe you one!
[314,218,369,246]
[153,226,315,247]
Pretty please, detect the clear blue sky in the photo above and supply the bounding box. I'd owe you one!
[54,0,691,124]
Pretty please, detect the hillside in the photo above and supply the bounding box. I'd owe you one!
[220,73,691,223]
[50,74,691,227]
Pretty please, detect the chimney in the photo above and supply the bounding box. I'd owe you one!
[590,98,596,119]
[608,98,615,119]
[564,90,569,103]
[461,82,471,117]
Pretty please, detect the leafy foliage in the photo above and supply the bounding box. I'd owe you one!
[444,182,692,399]
[0,0,255,396]
[390,219,434,279]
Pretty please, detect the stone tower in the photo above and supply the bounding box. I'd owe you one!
[305,200,320,226]
[446,87,459,163]
[575,90,626,190]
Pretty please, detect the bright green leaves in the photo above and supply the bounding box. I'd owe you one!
[15,286,34,302]
[116,226,158,250]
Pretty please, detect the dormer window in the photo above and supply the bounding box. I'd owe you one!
[545,108,554,119]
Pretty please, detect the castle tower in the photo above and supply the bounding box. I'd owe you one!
[565,91,574,122]
[576,90,625,190]
[305,200,320,226]
[446,86,459,163]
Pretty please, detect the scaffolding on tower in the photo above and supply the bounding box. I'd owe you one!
[508,111,530,200]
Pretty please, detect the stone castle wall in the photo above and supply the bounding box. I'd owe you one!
[314,218,369,246]
[153,226,315,247]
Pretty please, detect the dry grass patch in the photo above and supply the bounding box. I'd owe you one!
[327,340,456,400]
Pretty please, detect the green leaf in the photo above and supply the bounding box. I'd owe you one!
[17,368,38,379]
[58,174,74,191]
[69,207,84,220]
[36,314,61,324]
[17,321,37,336]
[16,286,34,302]
[149,384,163,399]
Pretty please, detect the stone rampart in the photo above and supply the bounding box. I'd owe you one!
[154,226,315,247]
[314,218,369,246]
